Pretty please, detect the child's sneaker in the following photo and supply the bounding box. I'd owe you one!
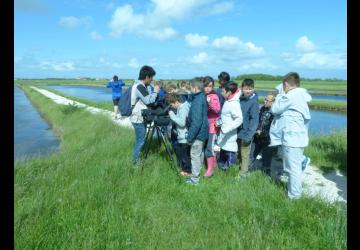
[186,178,199,185]
[301,157,311,171]
[279,174,288,183]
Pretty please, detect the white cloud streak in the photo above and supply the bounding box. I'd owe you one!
[59,16,92,29]
[210,1,234,15]
[185,33,209,48]
[190,52,208,64]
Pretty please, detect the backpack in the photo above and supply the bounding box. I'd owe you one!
[119,86,133,116]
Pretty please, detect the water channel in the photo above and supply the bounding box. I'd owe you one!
[46,85,347,135]
[14,87,60,160]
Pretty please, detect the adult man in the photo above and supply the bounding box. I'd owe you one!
[130,65,160,165]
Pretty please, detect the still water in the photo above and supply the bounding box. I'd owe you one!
[46,85,347,135]
[256,90,347,101]
[14,87,59,160]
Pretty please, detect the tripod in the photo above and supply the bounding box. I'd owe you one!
[142,121,175,162]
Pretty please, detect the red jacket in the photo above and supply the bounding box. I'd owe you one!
[206,92,221,134]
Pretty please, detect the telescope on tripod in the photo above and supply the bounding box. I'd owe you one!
[141,108,175,162]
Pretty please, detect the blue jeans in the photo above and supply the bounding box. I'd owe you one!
[132,122,146,163]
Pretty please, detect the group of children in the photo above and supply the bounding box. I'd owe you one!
[107,70,312,199]
[165,74,262,185]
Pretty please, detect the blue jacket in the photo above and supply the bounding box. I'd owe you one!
[186,92,209,143]
[106,80,125,99]
[237,92,259,142]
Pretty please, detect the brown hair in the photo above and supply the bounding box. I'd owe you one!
[164,83,177,93]
[283,72,300,87]
[165,93,181,104]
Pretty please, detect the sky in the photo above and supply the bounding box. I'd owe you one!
[14,0,347,80]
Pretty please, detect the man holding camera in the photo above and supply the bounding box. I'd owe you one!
[130,65,160,166]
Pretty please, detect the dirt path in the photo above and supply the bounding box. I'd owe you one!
[31,86,347,204]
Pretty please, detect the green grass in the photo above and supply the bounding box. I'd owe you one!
[305,129,347,173]
[15,86,346,249]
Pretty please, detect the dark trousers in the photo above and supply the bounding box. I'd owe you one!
[250,139,275,171]
[174,143,191,173]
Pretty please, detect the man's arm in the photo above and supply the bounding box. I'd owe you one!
[136,84,158,105]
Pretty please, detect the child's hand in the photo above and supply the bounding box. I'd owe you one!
[206,96,210,103]
[169,110,175,116]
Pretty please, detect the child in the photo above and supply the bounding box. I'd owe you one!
[216,81,243,170]
[269,83,311,181]
[203,76,221,177]
[249,93,276,175]
[106,75,125,119]
[216,71,230,108]
[185,77,209,185]
[166,93,192,176]
[270,72,312,199]
[237,79,259,178]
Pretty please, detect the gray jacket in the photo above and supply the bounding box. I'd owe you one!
[169,101,190,143]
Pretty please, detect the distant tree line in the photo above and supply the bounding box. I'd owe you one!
[234,73,345,81]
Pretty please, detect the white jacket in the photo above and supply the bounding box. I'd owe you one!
[270,87,312,147]
[217,90,243,152]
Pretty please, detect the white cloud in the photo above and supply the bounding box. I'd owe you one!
[109,5,145,37]
[90,31,103,40]
[144,28,177,40]
[151,0,212,20]
[128,58,140,68]
[185,33,209,48]
[190,52,208,64]
[108,1,216,40]
[294,52,346,69]
[212,36,265,57]
[296,36,317,53]
[39,61,75,71]
[237,62,278,71]
[282,36,347,70]
[59,16,92,29]
[210,1,234,15]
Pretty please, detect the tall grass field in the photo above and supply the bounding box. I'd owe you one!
[14,86,346,249]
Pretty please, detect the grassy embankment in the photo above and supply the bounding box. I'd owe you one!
[15,85,346,249]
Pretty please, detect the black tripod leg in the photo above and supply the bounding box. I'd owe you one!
[158,128,174,162]
[143,126,155,159]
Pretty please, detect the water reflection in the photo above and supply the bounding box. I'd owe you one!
[14,87,59,160]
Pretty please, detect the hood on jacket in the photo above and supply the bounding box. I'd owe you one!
[287,87,311,120]
[227,88,241,102]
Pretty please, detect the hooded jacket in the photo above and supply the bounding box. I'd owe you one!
[270,87,312,147]
[206,91,221,134]
[237,92,259,142]
[217,89,243,152]
[186,91,209,143]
